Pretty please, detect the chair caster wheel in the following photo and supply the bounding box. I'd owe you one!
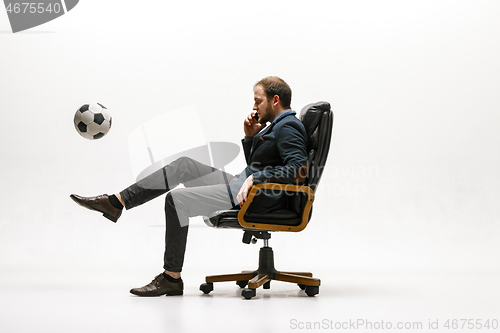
[200,282,214,294]
[305,286,319,297]
[241,288,256,300]
[298,284,306,290]
[263,280,271,289]
[236,280,248,288]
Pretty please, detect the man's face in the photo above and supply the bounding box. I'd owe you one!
[253,85,273,124]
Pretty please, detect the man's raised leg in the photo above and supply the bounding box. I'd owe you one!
[70,156,234,222]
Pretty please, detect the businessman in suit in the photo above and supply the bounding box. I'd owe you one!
[70,76,308,296]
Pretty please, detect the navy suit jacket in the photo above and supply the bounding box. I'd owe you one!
[228,110,308,213]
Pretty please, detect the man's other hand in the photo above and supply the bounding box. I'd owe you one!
[236,174,254,207]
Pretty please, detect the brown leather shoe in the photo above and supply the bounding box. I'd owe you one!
[70,194,122,222]
[130,273,184,297]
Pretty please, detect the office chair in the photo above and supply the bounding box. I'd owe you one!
[200,101,333,299]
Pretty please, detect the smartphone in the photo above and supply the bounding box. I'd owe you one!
[253,112,259,121]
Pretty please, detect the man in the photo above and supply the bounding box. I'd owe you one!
[70,76,308,296]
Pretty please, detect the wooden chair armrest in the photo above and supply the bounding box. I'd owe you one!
[237,183,315,232]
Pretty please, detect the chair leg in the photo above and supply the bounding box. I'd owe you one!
[206,272,254,283]
[248,274,270,289]
[274,272,320,287]
[279,271,313,278]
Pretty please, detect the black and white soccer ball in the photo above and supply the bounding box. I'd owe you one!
[74,103,112,140]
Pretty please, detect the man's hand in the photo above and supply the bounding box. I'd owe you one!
[244,112,264,137]
[236,174,254,207]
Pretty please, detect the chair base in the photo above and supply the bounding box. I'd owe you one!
[200,246,320,299]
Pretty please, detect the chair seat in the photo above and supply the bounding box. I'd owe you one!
[204,209,301,229]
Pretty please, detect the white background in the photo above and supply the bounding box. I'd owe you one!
[1,0,499,277]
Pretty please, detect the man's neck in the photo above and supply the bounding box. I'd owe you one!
[269,106,288,123]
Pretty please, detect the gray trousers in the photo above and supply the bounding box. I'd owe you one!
[120,156,238,272]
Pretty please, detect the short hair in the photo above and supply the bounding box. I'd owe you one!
[255,76,292,109]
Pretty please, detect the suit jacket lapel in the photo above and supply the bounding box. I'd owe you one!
[248,111,296,164]
[249,124,273,161]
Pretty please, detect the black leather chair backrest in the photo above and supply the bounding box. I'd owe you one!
[299,102,333,193]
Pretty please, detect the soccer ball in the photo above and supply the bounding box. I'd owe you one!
[74,103,112,140]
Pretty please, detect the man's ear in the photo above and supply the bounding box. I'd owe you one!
[272,95,280,107]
